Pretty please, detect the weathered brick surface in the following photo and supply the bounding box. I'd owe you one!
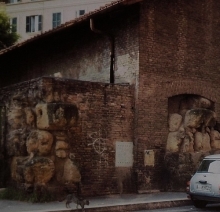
[137,0,220,191]
[2,0,220,194]
[0,77,134,196]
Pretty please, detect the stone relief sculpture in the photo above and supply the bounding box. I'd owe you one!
[166,95,219,153]
[5,89,81,192]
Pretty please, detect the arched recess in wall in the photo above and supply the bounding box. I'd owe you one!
[166,94,220,153]
[164,80,218,102]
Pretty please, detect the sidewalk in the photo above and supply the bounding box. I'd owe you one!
[0,192,192,212]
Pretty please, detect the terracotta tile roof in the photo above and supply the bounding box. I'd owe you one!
[0,0,142,56]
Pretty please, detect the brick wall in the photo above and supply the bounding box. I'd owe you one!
[137,0,220,191]
[2,0,220,193]
[0,77,135,196]
[0,3,140,195]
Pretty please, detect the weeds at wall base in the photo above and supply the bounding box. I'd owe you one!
[0,187,55,203]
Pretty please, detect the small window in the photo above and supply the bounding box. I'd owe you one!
[52,12,61,29]
[26,15,42,33]
[79,10,85,16]
[10,17,17,32]
[8,0,20,3]
[38,15,42,31]
[76,10,86,18]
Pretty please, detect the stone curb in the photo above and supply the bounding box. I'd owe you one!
[44,199,192,212]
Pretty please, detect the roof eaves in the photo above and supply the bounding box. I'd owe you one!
[0,0,142,56]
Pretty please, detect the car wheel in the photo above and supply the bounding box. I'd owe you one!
[192,200,207,208]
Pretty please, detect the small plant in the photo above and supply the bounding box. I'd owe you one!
[0,12,20,50]
[0,187,55,203]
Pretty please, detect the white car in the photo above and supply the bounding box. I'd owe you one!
[188,154,220,208]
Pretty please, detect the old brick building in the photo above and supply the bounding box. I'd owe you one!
[1,0,220,196]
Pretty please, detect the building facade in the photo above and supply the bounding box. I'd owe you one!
[3,0,112,41]
[1,0,220,196]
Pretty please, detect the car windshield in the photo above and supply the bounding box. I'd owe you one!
[197,159,220,173]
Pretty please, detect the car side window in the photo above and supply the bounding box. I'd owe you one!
[208,160,220,173]
[197,160,215,173]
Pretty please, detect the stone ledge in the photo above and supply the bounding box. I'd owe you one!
[138,189,160,194]
[45,199,192,212]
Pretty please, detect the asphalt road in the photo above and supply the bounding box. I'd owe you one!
[135,204,220,212]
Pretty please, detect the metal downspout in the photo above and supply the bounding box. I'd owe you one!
[90,18,115,84]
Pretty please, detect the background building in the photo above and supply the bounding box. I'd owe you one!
[3,0,112,41]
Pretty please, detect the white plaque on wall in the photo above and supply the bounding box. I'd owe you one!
[115,141,133,167]
[144,150,155,167]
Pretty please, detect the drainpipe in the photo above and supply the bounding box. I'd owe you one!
[90,19,115,84]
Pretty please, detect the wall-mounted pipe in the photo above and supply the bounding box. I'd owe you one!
[90,18,115,84]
